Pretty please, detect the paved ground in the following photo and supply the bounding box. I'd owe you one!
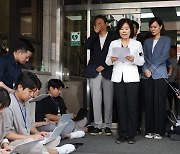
[59,131,180,154]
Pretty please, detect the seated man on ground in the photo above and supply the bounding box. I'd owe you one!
[3,72,76,154]
[35,79,86,140]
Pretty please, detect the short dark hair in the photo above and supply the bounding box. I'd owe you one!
[149,17,165,36]
[14,71,38,90]
[0,87,11,109]
[48,79,64,90]
[14,41,35,53]
[116,18,134,39]
[132,20,139,30]
[94,15,107,24]
[34,75,42,90]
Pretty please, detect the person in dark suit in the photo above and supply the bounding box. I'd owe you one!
[84,15,115,136]
[142,17,171,139]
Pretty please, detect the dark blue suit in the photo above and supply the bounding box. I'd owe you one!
[84,31,115,80]
[84,31,115,129]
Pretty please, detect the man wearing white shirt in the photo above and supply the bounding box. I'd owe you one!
[84,15,116,136]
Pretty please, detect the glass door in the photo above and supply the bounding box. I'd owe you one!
[61,10,88,114]
[63,11,87,80]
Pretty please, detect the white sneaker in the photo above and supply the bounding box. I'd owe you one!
[154,134,162,139]
[70,130,85,139]
[145,133,154,139]
[54,144,76,154]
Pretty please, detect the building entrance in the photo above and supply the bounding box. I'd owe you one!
[60,1,180,122]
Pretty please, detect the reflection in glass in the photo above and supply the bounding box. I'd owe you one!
[20,0,38,39]
[19,0,42,70]
[63,11,87,78]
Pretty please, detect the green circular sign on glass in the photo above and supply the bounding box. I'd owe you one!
[71,32,81,46]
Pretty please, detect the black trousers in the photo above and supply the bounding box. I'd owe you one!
[167,82,178,116]
[137,79,143,131]
[142,78,167,135]
[114,81,139,138]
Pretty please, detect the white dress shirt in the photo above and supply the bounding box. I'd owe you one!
[99,32,108,50]
[106,38,144,83]
[152,39,158,53]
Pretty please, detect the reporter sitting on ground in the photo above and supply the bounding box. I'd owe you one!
[35,79,86,140]
[31,75,77,154]
[0,87,13,154]
[3,72,75,154]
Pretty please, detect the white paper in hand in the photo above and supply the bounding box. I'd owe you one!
[112,47,130,62]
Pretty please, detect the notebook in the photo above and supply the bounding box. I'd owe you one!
[73,108,88,121]
[40,122,68,145]
[29,94,50,103]
[10,139,41,154]
[57,113,73,126]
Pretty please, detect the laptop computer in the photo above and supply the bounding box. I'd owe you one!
[57,113,73,126]
[73,108,88,122]
[40,122,68,145]
[10,139,41,154]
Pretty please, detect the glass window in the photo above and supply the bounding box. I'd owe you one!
[20,0,39,39]
[19,0,43,70]
[0,0,9,55]
[0,0,42,69]
[63,11,87,78]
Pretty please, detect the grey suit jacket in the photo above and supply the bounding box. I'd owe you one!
[142,36,171,79]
